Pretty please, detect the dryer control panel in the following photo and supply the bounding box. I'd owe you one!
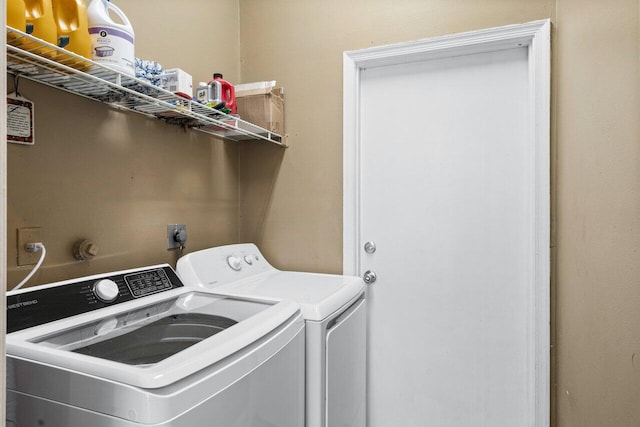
[177,243,276,290]
[7,265,183,333]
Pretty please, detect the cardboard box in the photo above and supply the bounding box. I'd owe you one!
[160,68,193,97]
[236,86,284,135]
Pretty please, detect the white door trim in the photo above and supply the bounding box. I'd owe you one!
[1,8,8,420]
[343,19,550,427]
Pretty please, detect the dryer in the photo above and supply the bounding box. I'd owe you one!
[177,243,366,427]
[6,264,305,427]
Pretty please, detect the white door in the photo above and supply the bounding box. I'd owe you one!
[343,21,550,427]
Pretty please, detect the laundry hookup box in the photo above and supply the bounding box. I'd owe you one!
[235,81,284,135]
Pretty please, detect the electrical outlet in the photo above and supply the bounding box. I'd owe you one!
[17,227,42,266]
[167,224,187,249]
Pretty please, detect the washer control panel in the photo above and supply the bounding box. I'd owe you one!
[7,265,184,333]
[124,268,173,297]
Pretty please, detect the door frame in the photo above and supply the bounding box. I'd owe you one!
[343,19,551,426]
[1,6,8,421]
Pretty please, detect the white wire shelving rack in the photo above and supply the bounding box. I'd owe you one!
[6,26,285,146]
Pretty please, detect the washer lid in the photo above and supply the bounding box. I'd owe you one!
[7,289,300,389]
[200,270,365,321]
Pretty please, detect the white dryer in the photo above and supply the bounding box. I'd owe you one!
[177,243,366,427]
[6,264,305,427]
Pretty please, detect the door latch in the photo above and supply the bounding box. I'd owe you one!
[364,241,377,254]
[363,270,377,284]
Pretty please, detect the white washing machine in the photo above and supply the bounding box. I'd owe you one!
[6,264,305,427]
[177,243,366,427]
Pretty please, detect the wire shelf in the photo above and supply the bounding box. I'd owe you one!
[6,26,285,146]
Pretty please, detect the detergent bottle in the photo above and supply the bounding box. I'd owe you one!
[8,0,27,31]
[7,0,28,45]
[87,0,135,76]
[24,0,58,57]
[210,73,237,115]
[52,0,91,68]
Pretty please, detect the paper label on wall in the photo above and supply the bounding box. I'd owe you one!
[7,93,35,145]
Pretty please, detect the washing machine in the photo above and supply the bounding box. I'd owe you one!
[176,243,366,427]
[6,264,305,427]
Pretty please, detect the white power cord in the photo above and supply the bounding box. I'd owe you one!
[13,242,46,291]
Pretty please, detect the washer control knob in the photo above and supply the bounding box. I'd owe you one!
[93,279,119,302]
[227,256,242,271]
[244,255,253,265]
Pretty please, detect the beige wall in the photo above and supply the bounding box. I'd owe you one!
[7,0,242,287]
[122,0,241,85]
[6,0,640,425]
[555,0,640,425]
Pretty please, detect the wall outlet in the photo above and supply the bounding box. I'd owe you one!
[17,227,42,266]
[167,224,187,249]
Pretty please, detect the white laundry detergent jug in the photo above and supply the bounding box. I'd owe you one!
[87,0,134,76]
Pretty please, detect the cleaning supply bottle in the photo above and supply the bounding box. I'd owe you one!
[8,0,27,31]
[206,79,222,105]
[7,0,28,45]
[87,0,135,76]
[24,0,58,58]
[196,82,209,103]
[210,73,237,115]
[52,0,91,68]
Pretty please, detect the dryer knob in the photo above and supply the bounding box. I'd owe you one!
[227,256,242,271]
[93,279,119,302]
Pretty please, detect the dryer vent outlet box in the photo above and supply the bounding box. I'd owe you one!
[167,224,187,249]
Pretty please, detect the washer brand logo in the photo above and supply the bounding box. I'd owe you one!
[99,30,108,37]
[8,299,38,310]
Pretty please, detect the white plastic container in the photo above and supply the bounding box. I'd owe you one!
[87,0,134,76]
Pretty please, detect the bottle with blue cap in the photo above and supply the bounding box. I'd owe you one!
[24,0,58,57]
[52,0,91,69]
